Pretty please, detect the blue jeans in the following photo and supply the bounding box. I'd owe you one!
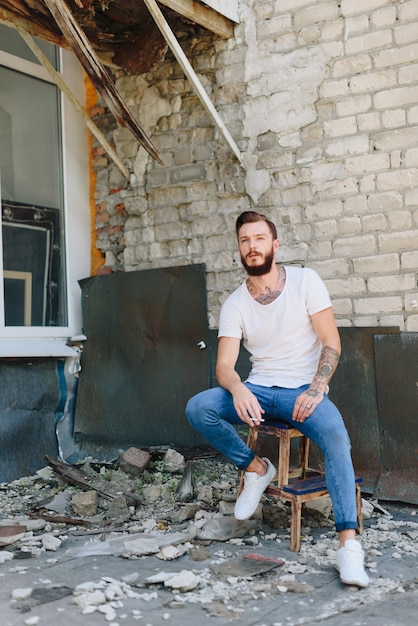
[186,383,358,532]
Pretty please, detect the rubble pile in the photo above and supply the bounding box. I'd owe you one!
[1,448,417,624]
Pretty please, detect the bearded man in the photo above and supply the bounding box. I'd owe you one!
[186,210,369,588]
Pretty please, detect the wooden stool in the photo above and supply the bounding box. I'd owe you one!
[239,420,363,552]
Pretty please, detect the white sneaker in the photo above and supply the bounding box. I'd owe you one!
[335,539,370,587]
[234,458,276,521]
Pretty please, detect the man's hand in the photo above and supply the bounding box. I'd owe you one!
[231,382,265,426]
[292,389,323,423]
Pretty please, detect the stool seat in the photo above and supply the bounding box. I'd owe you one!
[240,420,363,552]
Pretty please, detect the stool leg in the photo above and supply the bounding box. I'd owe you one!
[290,497,302,552]
[356,484,363,534]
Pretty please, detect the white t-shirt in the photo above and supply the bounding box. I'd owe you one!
[218,266,332,388]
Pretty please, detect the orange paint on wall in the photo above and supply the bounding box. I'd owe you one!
[85,74,105,275]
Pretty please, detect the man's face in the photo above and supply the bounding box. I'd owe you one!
[238,221,278,276]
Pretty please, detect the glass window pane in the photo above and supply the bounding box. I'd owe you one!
[0,23,59,68]
[0,66,67,327]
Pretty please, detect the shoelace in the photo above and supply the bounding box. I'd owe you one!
[241,474,259,499]
[340,546,363,566]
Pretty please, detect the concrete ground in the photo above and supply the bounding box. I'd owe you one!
[1,500,417,626]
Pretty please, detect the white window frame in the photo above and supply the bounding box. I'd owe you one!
[0,45,90,356]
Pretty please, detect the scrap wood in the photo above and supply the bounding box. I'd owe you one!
[26,510,92,527]
[44,455,141,506]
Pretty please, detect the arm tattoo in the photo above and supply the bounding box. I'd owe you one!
[308,345,340,397]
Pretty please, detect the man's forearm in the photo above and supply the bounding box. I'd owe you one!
[216,363,242,394]
[308,345,340,397]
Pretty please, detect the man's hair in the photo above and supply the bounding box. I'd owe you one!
[235,211,277,240]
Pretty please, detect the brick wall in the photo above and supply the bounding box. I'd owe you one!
[91,0,418,331]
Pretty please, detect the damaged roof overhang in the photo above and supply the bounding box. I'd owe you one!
[0,0,237,74]
[0,1,241,169]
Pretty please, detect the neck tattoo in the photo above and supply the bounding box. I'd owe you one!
[247,265,286,305]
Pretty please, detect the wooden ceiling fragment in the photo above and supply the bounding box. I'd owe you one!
[0,1,239,167]
[0,0,234,73]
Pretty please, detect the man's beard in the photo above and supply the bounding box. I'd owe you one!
[241,247,275,276]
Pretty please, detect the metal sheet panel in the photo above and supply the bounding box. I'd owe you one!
[74,264,209,454]
[0,359,59,482]
[373,333,418,503]
[327,327,398,493]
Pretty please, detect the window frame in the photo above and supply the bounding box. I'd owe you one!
[0,42,90,354]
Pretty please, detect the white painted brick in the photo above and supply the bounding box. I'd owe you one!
[377,168,418,191]
[345,153,390,175]
[382,109,406,128]
[275,0,319,12]
[350,70,397,94]
[338,216,361,236]
[336,94,372,117]
[353,316,378,326]
[354,296,402,314]
[375,43,418,68]
[401,250,418,269]
[399,63,418,84]
[333,54,371,78]
[294,2,339,27]
[399,0,418,22]
[306,199,343,219]
[325,134,369,157]
[375,86,418,110]
[319,79,350,98]
[394,23,418,46]
[303,240,332,260]
[406,315,418,331]
[374,128,418,151]
[314,220,338,238]
[332,299,353,315]
[309,259,351,278]
[405,187,418,205]
[367,191,403,211]
[258,15,292,38]
[361,213,387,232]
[327,277,366,296]
[391,148,401,169]
[333,235,376,257]
[359,175,376,193]
[379,230,418,253]
[341,0,388,17]
[379,315,404,329]
[321,19,344,42]
[368,273,416,293]
[323,116,357,138]
[357,112,381,132]
[345,30,393,56]
[371,7,397,28]
[387,210,413,230]
[316,177,358,197]
[405,147,418,167]
[149,242,170,261]
[353,253,399,274]
[405,291,418,310]
[345,15,369,34]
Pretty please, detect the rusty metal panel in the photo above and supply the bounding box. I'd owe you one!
[327,327,398,493]
[74,264,209,454]
[373,332,418,503]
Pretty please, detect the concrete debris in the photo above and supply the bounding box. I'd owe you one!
[71,490,98,517]
[119,447,151,476]
[162,448,186,473]
[0,453,417,625]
